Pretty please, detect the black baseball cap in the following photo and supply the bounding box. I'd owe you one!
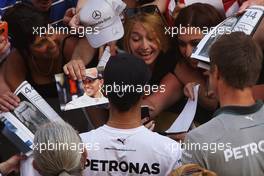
[103,53,151,111]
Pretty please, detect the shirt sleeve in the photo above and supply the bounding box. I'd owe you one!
[164,141,183,175]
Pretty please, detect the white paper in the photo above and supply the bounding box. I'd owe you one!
[20,156,41,176]
[166,85,199,133]
[232,6,264,35]
[191,6,264,64]
[97,46,111,69]
[197,61,210,70]
[1,81,63,156]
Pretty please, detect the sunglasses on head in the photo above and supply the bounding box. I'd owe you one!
[124,5,168,25]
[124,5,161,17]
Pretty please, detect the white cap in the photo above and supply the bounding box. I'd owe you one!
[79,0,126,48]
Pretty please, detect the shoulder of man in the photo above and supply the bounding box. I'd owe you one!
[188,117,226,144]
[146,131,182,165]
[181,117,226,167]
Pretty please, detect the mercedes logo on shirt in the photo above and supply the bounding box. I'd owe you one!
[92,10,102,20]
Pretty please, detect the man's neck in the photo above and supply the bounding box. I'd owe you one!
[107,105,142,129]
[219,86,256,107]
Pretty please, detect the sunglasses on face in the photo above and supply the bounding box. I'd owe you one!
[83,75,102,84]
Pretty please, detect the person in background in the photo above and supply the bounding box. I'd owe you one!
[0,0,18,18]
[182,32,264,176]
[0,23,13,112]
[123,7,182,119]
[80,53,182,175]
[0,0,77,26]
[173,3,224,125]
[238,0,264,13]
[0,4,95,132]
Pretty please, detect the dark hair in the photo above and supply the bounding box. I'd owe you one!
[3,4,48,53]
[104,53,151,112]
[209,32,263,89]
[174,3,224,29]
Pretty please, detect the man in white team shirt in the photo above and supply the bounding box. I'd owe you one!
[81,53,182,175]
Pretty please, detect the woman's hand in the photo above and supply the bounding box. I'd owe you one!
[238,0,264,14]
[0,91,20,112]
[183,82,198,100]
[0,35,10,58]
[63,8,76,26]
[0,154,26,175]
[63,59,86,81]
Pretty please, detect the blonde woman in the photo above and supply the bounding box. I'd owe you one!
[123,7,183,119]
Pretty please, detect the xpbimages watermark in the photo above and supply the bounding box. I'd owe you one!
[32,24,100,37]
[33,141,100,153]
[165,24,232,37]
[100,82,166,97]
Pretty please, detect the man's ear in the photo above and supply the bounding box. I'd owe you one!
[211,65,220,80]
[214,65,220,80]
[82,149,88,160]
[81,149,88,169]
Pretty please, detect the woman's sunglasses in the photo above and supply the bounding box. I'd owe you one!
[124,5,168,25]
[125,5,161,17]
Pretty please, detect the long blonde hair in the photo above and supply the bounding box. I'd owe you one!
[123,13,169,54]
[33,122,85,176]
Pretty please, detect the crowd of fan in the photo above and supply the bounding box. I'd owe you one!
[0,0,264,176]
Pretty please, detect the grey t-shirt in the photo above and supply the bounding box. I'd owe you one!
[182,101,264,176]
